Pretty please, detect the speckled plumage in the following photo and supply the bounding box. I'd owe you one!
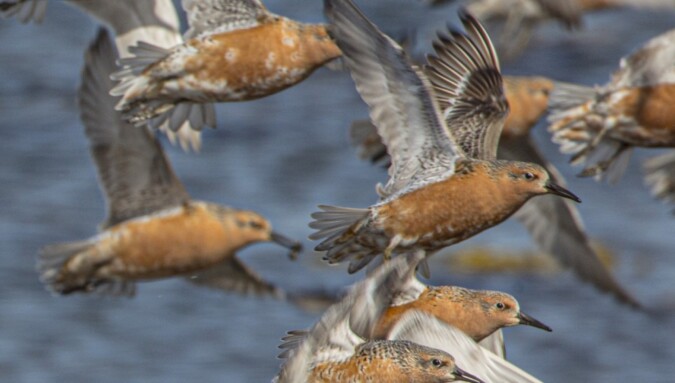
[348,74,640,307]
[548,29,675,183]
[112,0,342,131]
[275,254,485,383]
[37,31,300,298]
[311,1,580,274]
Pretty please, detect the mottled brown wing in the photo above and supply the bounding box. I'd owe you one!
[610,29,675,88]
[499,134,640,307]
[425,11,508,160]
[182,0,269,39]
[186,256,284,298]
[80,29,190,229]
[325,0,461,199]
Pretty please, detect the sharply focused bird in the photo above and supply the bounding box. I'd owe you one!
[38,29,301,297]
[350,73,640,307]
[310,0,580,275]
[275,251,543,383]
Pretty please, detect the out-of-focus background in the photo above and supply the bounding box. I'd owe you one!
[0,1,673,382]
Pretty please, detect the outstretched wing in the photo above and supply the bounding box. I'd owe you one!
[610,29,675,88]
[186,256,285,298]
[182,0,271,39]
[425,10,508,160]
[80,29,189,229]
[389,311,543,383]
[325,0,461,199]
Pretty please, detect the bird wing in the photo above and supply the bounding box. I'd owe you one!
[325,0,461,199]
[80,29,190,229]
[186,256,285,298]
[72,0,205,151]
[610,29,675,88]
[500,134,640,307]
[643,150,675,210]
[425,10,508,160]
[477,329,506,359]
[389,311,543,383]
[182,0,270,39]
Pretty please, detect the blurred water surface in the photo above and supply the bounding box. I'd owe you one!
[0,1,674,382]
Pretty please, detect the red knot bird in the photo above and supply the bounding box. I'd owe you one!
[310,0,580,275]
[548,28,675,186]
[275,253,485,383]
[37,30,301,297]
[111,0,342,131]
[349,73,640,307]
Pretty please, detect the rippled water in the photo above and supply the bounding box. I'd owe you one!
[1,1,674,382]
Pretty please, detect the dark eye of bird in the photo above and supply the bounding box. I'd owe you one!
[431,358,442,367]
[249,220,264,229]
[496,302,505,309]
[523,172,535,180]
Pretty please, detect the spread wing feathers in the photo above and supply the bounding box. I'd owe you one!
[186,256,285,299]
[80,29,190,229]
[325,0,460,200]
[643,150,675,209]
[182,0,270,39]
[0,0,47,23]
[477,329,506,359]
[274,255,417,383]
[425,10,508,160]
[501,134,641,308]
[548,81,633,183]
[611,29,675,88]
[389,311,543,383]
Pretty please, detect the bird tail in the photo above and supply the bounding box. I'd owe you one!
[309,205,378,273]
[37,239,134,297]
[547,81,631,183]
[110,41,216,137]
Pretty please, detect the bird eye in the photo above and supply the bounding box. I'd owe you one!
[523,172,535,180]
[248,220,264,229]
[431,358,442,367]
[495,302,505,310]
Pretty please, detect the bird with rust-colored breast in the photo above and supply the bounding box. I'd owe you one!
[37,29,301,297]
[275,251,543,383]
[310,0,580,275]
[548,28,675,187]
[371,254,551,358]
[275,254,483,383]
[111,0,342,131]
[350,74,640,305]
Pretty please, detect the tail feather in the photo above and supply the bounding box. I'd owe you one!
[37,239,134,297]
[548,81,631,182]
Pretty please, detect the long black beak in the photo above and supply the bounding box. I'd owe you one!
[518,311,553,332]
[271,232,302,260]
[453,366,485,383]
[545,182,581,203]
